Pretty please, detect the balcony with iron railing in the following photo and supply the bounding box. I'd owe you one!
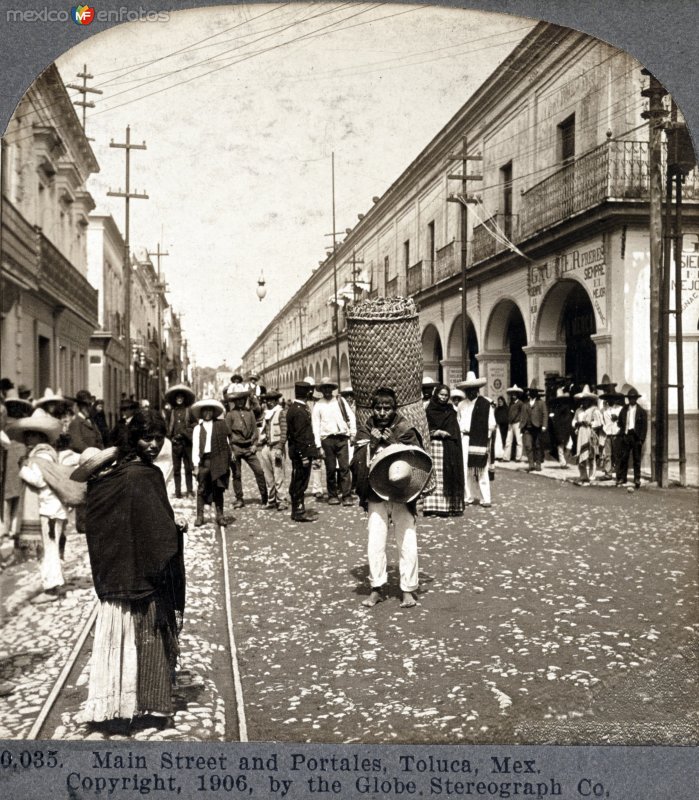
[471,214,519,264]
[1,198,40,281]
[406,260,423,295]
[38,231,98,326]
[385,276,399,297]
[434,241,458,282]
[519,139,699,240]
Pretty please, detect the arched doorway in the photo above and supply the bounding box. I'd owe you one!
[447,314,479,377]
[340,353,350,387]
[538,279,597,388]
[422,324,443,383]
[485,300,528,388]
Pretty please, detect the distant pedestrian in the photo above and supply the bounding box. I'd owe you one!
[286,382,319,522]
[68,390,104,453]
[165,384,196,499]
[259,389,288,511]
[616,387,647,491]
[353,387,431,608]
[421,377,436,409]
[312,377,356,506]
[191,399,231,527]
[109,397,140,445]
[90,399,109,445]
[456,372,496,508]
[600,391,624,480]
[303,377,325,501]
[75,410,186,728]
[548,387,574,468]
[520,383,548,472]
[494,396,509,459]
[1,390,33,540]
[225,391,268,508]
[450,387,465,410]
[502,385,524,462]
[424,384,464,517]
[573,386,603,486]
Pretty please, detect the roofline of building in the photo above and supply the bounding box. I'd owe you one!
[241,21,573,363]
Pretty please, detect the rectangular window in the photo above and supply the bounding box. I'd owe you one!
[500,161,513,239]
[559,114,575,163]
[404,239,410,269]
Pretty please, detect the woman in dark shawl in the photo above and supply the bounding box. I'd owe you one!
[78,410,186,727]
[423,384,465,516]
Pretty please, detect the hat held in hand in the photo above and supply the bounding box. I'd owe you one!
[369,443,432,504]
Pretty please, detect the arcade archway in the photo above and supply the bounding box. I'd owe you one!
[447,314,479,376]
[485,300,528,388]
[538,279,597,387]
[422,324,443,383]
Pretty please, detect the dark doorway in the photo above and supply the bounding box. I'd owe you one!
[506,306,528,388]
[563,283,596,386]
[465,320,479,376]
[38,335,51,395]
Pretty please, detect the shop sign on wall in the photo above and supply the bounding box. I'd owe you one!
[527,239,607,327]
[675,249,699,313]
[487,361,508,400]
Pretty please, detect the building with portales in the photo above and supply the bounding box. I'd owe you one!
[240,22,699,472]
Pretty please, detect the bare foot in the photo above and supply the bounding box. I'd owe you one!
[400,591,417,608]
[362,590,385,608]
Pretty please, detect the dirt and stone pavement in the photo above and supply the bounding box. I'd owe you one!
[1,462,697,745]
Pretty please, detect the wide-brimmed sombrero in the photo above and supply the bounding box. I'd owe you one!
[318,376,338,390]
[263,388,282,400]
[450,388,466,400]
[33,388,65,409]
[369,443,433,504]
[505,384,524,394]
[70,446,119,482]
[574,384,598,400]
[3,388,33,417]
[6,410,62,443]
[191,398,226,419]
[164,384,195,406]
[340,385,354,395]
[455,371,487,390]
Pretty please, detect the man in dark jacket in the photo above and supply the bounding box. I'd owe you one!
[502,385,524,462]
[191,399,231,526]
[616,388,648,490]
[285,382,319,522]
[520,385,548,471]
[225,391,268,508]
[352,387,423,609]
[68,390,104,453]
[166,385,195,498]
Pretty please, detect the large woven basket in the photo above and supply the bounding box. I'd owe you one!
[346,298,433,484]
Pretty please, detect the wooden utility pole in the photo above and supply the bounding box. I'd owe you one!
[641,70,668,485]
[349,249,364,303]
[67,64,103,136]
[107,126,148,398]
[147,242,169,410]
[331,153,342,388]
[447,136,482,377]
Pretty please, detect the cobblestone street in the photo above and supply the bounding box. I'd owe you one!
[1,466,697,744]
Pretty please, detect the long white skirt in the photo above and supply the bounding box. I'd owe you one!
[78,599,138,723]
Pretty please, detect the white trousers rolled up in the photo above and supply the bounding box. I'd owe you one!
[462,435,491,505]
[39,516,65,591]
[367,501,418,593]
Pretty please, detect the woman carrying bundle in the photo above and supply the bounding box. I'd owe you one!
[423,384,464,517]
[74,409,187,728]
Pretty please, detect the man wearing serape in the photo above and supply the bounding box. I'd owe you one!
[191,399,231,527]
[456,372,496,508]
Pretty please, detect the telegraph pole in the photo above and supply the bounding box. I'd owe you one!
[641,70,668,485]
[67,64,103,136]
[147,242,169,409]
[331,153,342,388]
[447,136,482,377]
[349,249,364,303]
[107,126,148,398]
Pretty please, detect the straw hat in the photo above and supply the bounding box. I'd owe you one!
[191,398,226,419]
[625,386,642,399]
[455,371,486,390]
[70,446,119,483]
[6,410,62,443]
[263,388,282,401]
[574,384,598,400]
[422,376,436,386]
[33,388,65,409]
[340,385,354,396]
[450,388,466,401]
[318,376,338,390]
[227,390,249,401]
[505,384,524,394]
[302,375,316,385]
[369,444,433,504]
[164,384,195,406]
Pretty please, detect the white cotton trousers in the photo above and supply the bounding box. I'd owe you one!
[502,422,523,461]
[39,516,65,591]
[462,436,492,504]
[367,501,419,593]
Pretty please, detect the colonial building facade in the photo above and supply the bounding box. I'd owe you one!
[241,22,698,470]
[1,65,99,397]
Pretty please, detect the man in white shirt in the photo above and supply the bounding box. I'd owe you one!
[456,372,496,508]
[312,377,356,506]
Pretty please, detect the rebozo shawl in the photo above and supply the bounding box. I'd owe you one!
[85,459,185,612]
[425,391,464,499]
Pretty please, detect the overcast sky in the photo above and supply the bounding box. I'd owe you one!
[56,3,535,369]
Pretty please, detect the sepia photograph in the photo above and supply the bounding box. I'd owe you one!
[0,0,697,769]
